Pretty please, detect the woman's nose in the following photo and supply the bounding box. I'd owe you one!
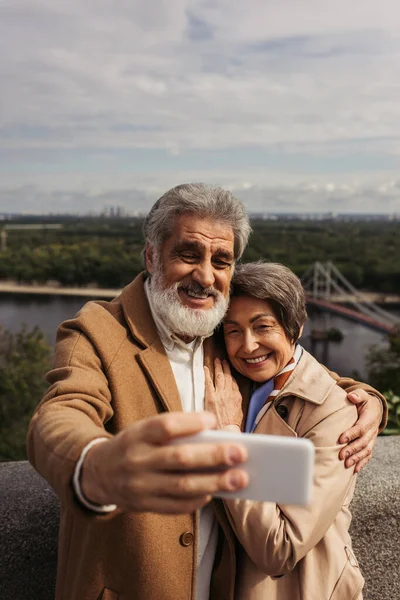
[242,332,258,354]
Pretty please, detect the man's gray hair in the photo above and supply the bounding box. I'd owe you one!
[143,183,251,259]
[231,261,308,342]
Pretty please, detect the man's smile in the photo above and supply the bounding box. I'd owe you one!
[177,281,219,309]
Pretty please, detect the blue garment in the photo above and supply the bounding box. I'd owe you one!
[245,378,274,433]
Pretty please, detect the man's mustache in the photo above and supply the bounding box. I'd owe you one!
[177,281,219,298]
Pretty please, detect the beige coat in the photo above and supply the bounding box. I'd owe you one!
[226,350,364,600]
[27,274,235,600]
[27,274,383,600]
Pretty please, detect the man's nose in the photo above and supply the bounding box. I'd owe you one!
[242,331,259,354]
[193,261,215,288]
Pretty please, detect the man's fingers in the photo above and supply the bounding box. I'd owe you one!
[116,466,248,512]
[153,468,248,498]
[204,367,215,398]
[344,444,373,468]
[339,426,377,461]
[339,422,368,445]
[136,412,217,445]
[222,359,232,376]
[214,358,226,388]
[222,359,237,391]
[346,391,365,406]
[153,441,248,471]
[127,468,248,501]
[355,455,372,473]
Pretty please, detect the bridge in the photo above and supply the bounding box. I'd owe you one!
[302,262,400,334]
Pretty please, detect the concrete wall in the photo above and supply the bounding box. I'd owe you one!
[1,437,399,600]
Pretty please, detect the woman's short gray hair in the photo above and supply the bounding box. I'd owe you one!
[231,261,307,342]
[143,183,251,259]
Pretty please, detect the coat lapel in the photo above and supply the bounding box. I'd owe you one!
[137,340,183,413]
[119,273,182,413]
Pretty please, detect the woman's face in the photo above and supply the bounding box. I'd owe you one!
[223,295,296,383]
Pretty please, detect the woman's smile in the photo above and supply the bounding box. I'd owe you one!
[242,352,273,366]
[223,296,296,383]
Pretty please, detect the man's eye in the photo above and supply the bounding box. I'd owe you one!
[226,329,239,336]
[213,260,232,269]
[180,253,197,261]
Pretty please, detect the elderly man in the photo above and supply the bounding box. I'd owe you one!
[27,183,386,600]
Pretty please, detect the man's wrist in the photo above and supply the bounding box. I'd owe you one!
[368,392,384,421]
[73,438,117,513]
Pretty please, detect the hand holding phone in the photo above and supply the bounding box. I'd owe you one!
[172,429,314,505]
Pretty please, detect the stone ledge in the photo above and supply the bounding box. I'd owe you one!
[349,436,400,600]
[0,461,59,599]
[1,437,399,600]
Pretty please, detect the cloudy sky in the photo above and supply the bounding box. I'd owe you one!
[1,0,400,214]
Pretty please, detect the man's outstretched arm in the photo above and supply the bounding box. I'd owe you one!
[27,319,248,515]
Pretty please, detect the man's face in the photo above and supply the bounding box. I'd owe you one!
[147,213,235,309]
[146,213,235,341]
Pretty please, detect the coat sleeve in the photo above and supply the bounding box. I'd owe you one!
[323,366,388,431]
[26,315,115,508]
[223,396,358,576]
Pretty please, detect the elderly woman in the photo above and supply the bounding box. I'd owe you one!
[206,261,364,600]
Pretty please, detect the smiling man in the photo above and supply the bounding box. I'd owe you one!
[146,213,234,340]
[27,183,386,600]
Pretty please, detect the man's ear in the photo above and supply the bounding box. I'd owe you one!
[298,324,305,339]
[144,244,154,274]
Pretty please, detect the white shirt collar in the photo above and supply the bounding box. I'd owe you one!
[144,278,204,352]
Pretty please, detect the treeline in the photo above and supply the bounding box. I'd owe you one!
[0,326,52,461]
[1,218,399,292]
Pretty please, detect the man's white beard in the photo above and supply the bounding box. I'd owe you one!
[149,264,229,339]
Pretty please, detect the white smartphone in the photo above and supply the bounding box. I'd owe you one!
[172,430,315,505]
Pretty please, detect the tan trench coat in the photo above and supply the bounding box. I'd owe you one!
[27,274,384,600]
[226,350,364,600]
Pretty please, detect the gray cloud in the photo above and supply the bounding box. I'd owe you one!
[1,0,400,211]
[1,178,399,215]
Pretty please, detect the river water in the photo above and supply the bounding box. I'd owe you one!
[0,293,395,380]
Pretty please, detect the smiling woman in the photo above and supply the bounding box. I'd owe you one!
[224,262,307,383]
[224,296,301,383]
[207,260,366,600]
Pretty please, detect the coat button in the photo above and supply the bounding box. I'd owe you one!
[276,405,288,419]
[180,532,194,547]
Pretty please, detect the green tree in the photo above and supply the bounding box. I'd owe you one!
[0,326,52,461]
[367,326,400,435]
[381,391,400,436]
[366,326,400,394]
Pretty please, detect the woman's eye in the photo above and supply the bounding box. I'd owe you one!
[226,329,239,336]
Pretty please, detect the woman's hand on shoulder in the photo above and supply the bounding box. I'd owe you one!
[204,358,243,430]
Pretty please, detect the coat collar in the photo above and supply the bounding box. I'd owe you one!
[118,273,183,412]
[117,273,228,414]
[276,348,337,405]
[119,272,159,348]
